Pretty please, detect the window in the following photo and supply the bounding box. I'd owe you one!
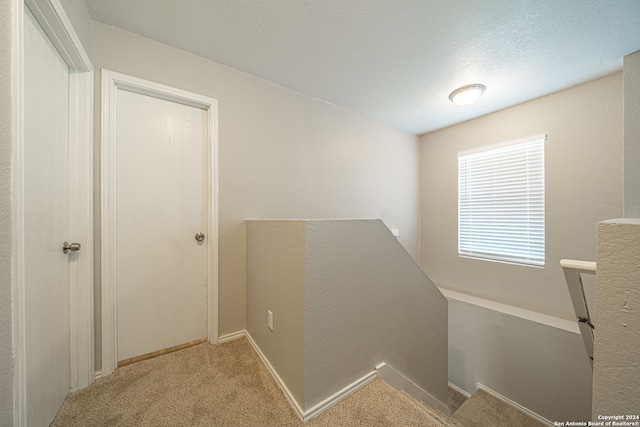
[458,136,545,267]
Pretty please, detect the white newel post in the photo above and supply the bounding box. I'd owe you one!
[593,219,640,418]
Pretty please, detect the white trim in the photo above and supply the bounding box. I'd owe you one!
[477,384,553,427]
[100,69,117,376]
[244,331,305,420]
[13,0,93,424]
[217,330,246,344]
[458,133,547,156]
[376,362,450,415]
[100,70,220,376]
[559,259,596,274]
[244,331,377,422]
[23,0,91,71]
[207,82,220,346]
[303,370,377,421]
[68,69,95,391]
[440,288,580,334]
[12,3,26,424]
[458,137,545,268]
[448,382,471,399]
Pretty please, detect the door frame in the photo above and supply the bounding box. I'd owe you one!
[13,0,94,424]
[100,69,219,376]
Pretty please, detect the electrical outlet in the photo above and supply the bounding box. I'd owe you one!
[267,310,273,331]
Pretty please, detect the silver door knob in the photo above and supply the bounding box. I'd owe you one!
[195,232,205,242]
[62,242,81,254]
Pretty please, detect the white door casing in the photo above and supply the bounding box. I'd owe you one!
[101,70,219,376]
[13,0,93,425]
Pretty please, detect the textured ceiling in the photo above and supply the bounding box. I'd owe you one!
[84,0,640,135]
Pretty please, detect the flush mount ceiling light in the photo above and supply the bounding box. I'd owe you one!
[449,84,486,106]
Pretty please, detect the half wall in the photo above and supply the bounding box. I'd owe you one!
[246,219,448,418]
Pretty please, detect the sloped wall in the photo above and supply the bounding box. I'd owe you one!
[246,219,448,413]
[304,219,448,409]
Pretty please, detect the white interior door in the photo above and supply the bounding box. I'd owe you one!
[23,5,71,425]
[115,88,209,362]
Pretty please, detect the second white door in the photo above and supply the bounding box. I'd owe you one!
[24,5,71,425]
[116,88,208,362]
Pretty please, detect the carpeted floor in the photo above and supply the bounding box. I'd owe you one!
[308,380,459,426]
[53,338,300,426]
[452,389,546,427]
[447,387,467,414]
[52,338,457,426]
[52,338,546,426]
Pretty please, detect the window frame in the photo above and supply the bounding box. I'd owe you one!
[457,135,546,268]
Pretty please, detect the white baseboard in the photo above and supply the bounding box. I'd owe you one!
[245,331,377,422]
[376,362,450,415]
[217,330,246,344]
[448,382,471,399]
[303,370,377,421]
[477,384,553,427]
[244,331,306,420]
[440,288,579,334]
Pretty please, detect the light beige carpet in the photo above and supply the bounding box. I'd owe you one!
[448,387,467,414]
[53,338,300,426]
[52,338,459,426]
[309,380,460,426]
[452,388,547,427]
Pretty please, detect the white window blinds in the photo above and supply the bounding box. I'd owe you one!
[458,137,545,267]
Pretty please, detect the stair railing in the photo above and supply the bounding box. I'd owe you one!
[560,259,596,370]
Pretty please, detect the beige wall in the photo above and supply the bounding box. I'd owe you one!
[624,50,640,216]
[304,219,448,410]
[58,0,92,57]
[246,219,448,413]
[246,221,306,407]
[91,22,420,368]
[420,73,624,320]
[447,295,592,421]
[0,0,13,424]
[592,51,640,418]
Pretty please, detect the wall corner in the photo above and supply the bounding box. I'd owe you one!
[593,218,640,417]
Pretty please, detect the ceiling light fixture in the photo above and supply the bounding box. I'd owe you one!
[449,84,486,106]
